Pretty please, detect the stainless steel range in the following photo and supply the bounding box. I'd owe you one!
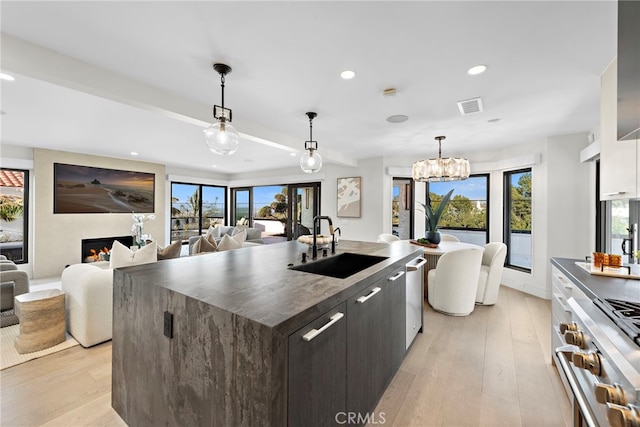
[555,295,640,426]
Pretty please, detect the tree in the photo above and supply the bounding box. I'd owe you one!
[510,172,532,231]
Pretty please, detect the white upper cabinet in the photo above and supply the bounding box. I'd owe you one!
[600,58,640,200]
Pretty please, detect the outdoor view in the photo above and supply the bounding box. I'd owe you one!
[428,175,489,246]
[0,169,26,262]
[506,171,532,269]
[253,186,288,239]
[170,183,225,242]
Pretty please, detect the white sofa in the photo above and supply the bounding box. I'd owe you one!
[61,263,114,347]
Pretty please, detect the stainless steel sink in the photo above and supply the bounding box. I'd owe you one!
[289,252,388,279]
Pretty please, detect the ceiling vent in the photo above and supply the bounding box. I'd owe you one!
[457,97,484,115]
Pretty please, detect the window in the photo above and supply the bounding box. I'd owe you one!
[0,168,28,263]
[426,174,489,245]
[170,182,226,243]
[231,183,321,242]
[595,161,640,264]
[504,169,532,271]
[393,178,414,240]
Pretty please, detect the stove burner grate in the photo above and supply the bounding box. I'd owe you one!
[595,298,640,347]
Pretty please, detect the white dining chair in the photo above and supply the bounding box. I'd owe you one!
[427,248,483,316]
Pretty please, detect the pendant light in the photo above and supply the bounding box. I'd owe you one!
[300,112,323,173]
[204,63,240,155]
[412,136,470,181]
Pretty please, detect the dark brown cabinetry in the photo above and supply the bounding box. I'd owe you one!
[346,279,391,417]
[288,303,347,427]
[287,265,407,427]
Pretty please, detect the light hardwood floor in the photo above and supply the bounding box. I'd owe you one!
[0,286,570,427]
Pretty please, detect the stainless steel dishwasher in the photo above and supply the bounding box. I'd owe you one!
[405,256,426,349]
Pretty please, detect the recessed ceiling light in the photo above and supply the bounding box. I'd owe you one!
[289,152,297,157]
[211,164,218,168]
[0,73,15,81]
[386,115,409,123]
[130,151,139,156]
[467,65,487,75]
[340,70,355,80]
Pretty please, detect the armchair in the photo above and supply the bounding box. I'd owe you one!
[377,233,400,243]
[0,268,30,327]
[475,242,507,306]
[427,248,483,316]
[61,263,114,347]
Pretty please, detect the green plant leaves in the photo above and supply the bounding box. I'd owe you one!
[418,189,454,231]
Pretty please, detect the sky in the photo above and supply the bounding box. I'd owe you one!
[392,176,489,201]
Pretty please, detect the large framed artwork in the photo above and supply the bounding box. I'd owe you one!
[337,176,361,218]
[54,163,155,214]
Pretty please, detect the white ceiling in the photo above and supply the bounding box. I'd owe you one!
[0,1,617,175]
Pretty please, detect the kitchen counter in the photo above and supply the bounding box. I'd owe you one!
[551,257,640,302]
[111,240,423,427]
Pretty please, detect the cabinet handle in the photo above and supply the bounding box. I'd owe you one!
[407,258,427,271]
[603,191,627,196]
[302,312,344,342]
[356,287,382,304]
[388,271,405,281]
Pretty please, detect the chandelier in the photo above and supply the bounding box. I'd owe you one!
[412,136,470,182]
[300,112,323,173]
[204,63,240,155]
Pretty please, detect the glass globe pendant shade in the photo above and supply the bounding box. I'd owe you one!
[300,150,323,173]
[205,120,240,155]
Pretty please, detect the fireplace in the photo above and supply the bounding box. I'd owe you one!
[81,236,133,263]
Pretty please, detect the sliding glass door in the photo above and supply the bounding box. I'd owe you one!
[290,183,320,239]
[230,183,321,243]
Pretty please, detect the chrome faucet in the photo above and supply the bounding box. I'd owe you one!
[312,215,334,259]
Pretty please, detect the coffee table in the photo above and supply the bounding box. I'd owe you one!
[14,289,66,354]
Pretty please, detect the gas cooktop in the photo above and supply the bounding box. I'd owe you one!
[594,298,640,346]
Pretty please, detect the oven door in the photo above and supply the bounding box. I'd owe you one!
[555,345,601,427]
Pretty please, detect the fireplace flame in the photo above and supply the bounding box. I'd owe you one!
[84,246,110,263]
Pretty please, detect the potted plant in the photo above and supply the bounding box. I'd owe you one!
[417,189,454,245]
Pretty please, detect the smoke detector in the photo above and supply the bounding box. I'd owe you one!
[457,97,484,115]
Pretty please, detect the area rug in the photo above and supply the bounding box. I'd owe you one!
[1,324,79,370]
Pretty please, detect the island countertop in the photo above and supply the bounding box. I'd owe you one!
[112,239,424,427]
[551,257,640,302]
[115,239,422,335]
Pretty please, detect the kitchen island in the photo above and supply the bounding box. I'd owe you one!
[111,240,423,427]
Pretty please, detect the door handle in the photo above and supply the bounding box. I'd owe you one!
[356,287,382,304]
[388,271,405,281]
[302,312,344,341]
[407,258,427,271]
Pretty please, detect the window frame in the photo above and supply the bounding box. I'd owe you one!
[426,173,490,244]
[503,168,532,272]
[169,181,228,244]
[0,168,29,264]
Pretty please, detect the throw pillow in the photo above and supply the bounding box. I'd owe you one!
[231,228,247,243]
[157,240,182,260]
[197,235,217,253]
[110,240,158,269]
[217,234,243,252]
[205,226,219,240]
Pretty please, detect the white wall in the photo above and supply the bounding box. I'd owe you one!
[33,149,166,278]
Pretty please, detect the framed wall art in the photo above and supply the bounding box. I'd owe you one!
[54,163,155,214]
[336,176,361,218]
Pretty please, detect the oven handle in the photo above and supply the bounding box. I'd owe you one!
[555,345,599,427]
